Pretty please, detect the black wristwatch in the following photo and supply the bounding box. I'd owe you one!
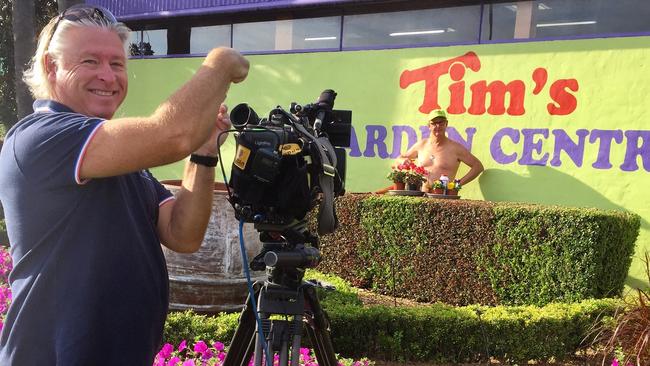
[190,154,218,167]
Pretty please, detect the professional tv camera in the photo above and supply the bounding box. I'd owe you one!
[222,90,351,366]
[228,89,350,236]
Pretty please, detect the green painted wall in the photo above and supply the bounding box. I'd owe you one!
[119,36,650,288]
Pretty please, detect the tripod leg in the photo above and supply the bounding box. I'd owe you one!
[224,287,259,366]
[290,315,302,366]
[304,286,337,366]
[253,315,266,366]
[279,335,289,366]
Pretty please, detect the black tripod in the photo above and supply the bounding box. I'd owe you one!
[223,223,338,366]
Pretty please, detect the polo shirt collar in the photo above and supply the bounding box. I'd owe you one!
[33,99,75,114]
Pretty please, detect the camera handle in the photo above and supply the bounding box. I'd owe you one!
[290,121,339,235]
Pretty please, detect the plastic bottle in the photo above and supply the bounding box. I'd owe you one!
[439,174,449,195]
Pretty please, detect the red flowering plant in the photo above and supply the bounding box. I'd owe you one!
[397,159,427,186]
[386,167,407,184]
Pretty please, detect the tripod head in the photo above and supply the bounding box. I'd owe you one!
[249,219,321,289]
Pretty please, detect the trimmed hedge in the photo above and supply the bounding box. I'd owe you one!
[163,271,620,363]
[0,218,6,245]
[315,194,639,306]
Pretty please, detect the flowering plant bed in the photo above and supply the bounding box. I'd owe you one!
[0,245,12,333]
[153,339,372,366]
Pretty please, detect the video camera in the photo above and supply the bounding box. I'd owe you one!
[227,89,351,237]
[222,91,350,366]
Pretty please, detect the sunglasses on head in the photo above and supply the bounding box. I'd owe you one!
[44,4,118,52]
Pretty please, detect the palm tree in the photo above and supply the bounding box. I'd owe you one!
[11,0,35,120]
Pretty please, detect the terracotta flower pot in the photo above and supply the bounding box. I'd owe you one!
[393,181,405,190]
[447,189,458,196]
[432,188,444,194]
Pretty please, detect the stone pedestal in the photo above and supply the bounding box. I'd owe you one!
[161,181,265,313]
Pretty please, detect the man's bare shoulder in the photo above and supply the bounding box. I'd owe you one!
[447,139,471,153]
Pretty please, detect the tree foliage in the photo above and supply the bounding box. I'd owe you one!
[0,0,57,131]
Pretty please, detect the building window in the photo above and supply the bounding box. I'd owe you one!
[191,25,231,54]
[533,0,650,38]
[133,29,168,56]
[342,6,482,49]
[233,16,340,53]
[483,0,650,41]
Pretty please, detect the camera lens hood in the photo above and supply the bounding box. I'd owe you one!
[230,103,260,130]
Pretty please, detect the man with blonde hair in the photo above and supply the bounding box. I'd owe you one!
[0,4,249,364]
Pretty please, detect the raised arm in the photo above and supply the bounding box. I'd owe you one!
[79,48,249,179]
[156,103,233,253]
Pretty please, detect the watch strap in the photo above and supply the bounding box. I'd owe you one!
[190,154,218,167]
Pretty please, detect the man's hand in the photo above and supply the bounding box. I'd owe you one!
[193,104,232,157]
[204,48,249,84]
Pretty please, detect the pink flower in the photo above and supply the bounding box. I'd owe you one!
[167,357,181,366]
[159,343,174,359]
[218,352,226,362]
[201,349,214,360]
[153,355,166,366]
[178,340,187,352]
[182,360,196,366]
[194,340,208,355]
[611,359,619,366]
[213,341,225,351]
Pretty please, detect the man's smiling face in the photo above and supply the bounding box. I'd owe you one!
[48,26,127,119]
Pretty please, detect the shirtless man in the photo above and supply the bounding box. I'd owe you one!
[400,111,484,189]
[377,111,483,193]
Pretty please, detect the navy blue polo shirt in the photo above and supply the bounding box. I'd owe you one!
[0,100,174,365]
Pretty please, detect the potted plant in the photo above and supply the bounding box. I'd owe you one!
[429,180,445,194]
[428,179,462,195]
[446,180,462,196]
[386,168,406,190]
[394,160,427,191]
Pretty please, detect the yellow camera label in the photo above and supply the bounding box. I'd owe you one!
[234,145,251,170]
[280,143,302,156]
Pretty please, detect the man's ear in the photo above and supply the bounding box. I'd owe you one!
[44,53,57,82]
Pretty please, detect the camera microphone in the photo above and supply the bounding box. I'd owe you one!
[313,89,336,131]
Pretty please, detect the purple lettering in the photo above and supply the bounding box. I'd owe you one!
[447,127,477,151]
[348,126,362,157]
[589,130,623,169]
[490,128,520,164]
[550,129,588,167]
[419,126,430,140]
[620,130,650,172]
[363,125,389,158]
[518,129,549,166]
[390,125,418,158]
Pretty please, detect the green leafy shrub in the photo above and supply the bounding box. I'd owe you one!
[316,194,639,306]
[0,219,6,245]
[163,271,621,363]
[479,205,639,305]
[163,310,239,347]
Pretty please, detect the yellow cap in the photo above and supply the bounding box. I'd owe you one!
[428,109,448,122]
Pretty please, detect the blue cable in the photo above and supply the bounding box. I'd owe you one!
[239,219,273,366]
